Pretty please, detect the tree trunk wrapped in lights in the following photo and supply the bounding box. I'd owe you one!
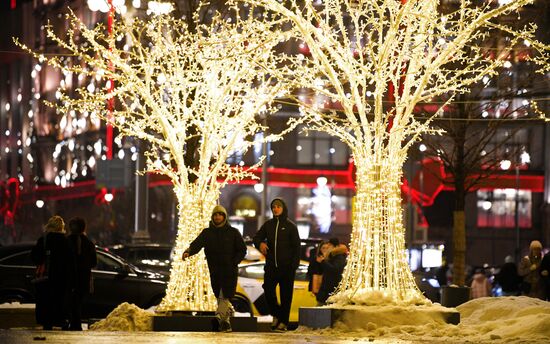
[16,9,298,311]
[162,185,219,311]
[237,0,550,304]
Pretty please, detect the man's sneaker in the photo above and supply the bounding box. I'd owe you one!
[270,316,279,330]
[273,322,287,332]
[219,320,232,333]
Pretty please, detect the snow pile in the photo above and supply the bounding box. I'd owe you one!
[89,302,154,331]
[0,302,35,309]
[456,296,550,341]
[305,296,550,343]
[333,303,454,328]
[330,289,430,307]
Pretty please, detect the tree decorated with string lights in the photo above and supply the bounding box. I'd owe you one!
[16,9,297,311]
[237,0,550,305]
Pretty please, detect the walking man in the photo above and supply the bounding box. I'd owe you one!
[67,217,97,330]
[182,205,247,332]
[253,198,300,332]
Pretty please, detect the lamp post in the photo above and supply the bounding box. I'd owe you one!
[258,115,268,230]
[515,151,531,261]
[515,163,520,262]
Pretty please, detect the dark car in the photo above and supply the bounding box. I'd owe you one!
[0,243,167,319]
[107,243,173,275]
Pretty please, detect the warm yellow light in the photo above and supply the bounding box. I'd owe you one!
[237,0,550,305]
[16,10,299,311]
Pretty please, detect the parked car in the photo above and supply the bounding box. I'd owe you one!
[242,237,324,263]
[235,260,317,322]
[0,243,167,319]
[107,243,173,275]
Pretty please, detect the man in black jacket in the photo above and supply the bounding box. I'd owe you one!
[253,198,300,332]
[183,205,247,332]
[66,217,97,331]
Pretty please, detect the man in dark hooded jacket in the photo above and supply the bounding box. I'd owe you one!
[253,198,300,332]
[183,205,246,332]
[66,217,97,330]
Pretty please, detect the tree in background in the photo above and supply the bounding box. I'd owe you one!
[419,72,549,285]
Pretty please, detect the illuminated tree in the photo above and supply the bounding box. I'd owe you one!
[238,0,550,304]
[16,10,296,311]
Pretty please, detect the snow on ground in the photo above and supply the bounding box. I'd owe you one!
[89,303,154,331]
[31,296,549,342]
[303,296,550,343]
[0,302,35,309]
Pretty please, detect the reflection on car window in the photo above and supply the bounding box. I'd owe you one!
[131,248,171,261]
[295,264,308,281]
[95,252,123,272]
[238,263,309,282]
[0,251,34,267]
[239,264,265,279]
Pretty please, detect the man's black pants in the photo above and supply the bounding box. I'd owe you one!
[263,264,296,325]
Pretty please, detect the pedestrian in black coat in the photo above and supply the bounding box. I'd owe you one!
[67,217,97,330]
[253,197,300,332]
[316,243,347,305]
[31,215,74,330]
[539,253,550,300]
[183,205,247,332]
[495,255,521,296]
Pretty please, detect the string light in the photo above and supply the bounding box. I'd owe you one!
[240,0,550,305]
[16,10,299,311]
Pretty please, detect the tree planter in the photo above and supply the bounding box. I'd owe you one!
[441,286,471,308]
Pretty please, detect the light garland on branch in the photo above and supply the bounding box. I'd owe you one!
[236,0,550,305]
[15,8,299,311]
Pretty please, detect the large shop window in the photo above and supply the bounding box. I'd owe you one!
[296,187,352,234]
[297,128,348,166]
[477,189,532,228]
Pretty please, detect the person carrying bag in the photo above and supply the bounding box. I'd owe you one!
[31,216,74,330]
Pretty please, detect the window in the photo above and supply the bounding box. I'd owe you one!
[296,188,352,234]
[297,127,348,166]
[477,189,531,228]
[239,264,265,279]
[95,252,124,272]
[232,194,259,218]
[0,251,34,267]
[238,262,309,281]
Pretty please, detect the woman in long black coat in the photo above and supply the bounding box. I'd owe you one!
[31,215,74,330]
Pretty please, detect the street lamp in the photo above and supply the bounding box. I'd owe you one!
[515,151,531,261]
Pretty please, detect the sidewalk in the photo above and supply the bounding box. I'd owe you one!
[0,329,413,344]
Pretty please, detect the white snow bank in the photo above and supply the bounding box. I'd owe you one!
[455,296,550,341]
[330,289,430,307]
[0,302,35,309]
[332,303,455,328]
[302,296,550,343]
[89,302,154,331]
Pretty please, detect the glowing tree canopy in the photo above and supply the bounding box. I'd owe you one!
[237,0,550,305]
[16,9,297,311]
